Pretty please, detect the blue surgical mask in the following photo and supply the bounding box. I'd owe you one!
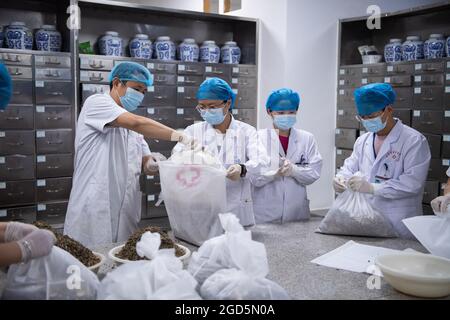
[361,115,387,133]
[119,86,144,112]
[200,108,226,125]
[273,114,296,130]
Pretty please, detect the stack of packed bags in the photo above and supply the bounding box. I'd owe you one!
[188,213,290,300]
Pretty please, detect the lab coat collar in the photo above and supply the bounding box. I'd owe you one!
[268,127,298,159]
[373,119,403,166]
[204,114,239,138]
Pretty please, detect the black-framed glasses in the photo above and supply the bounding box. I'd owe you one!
[196,101,227,112]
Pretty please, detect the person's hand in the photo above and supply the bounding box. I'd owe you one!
[171,131,200,150]
[17,229,56,262]
[333,176,347,193]
[279,159,295,177]
[4,222,38,243]
[348,176,374,194]
[226,164,242,181]
[145,152,167,173]
[431,195,450,217]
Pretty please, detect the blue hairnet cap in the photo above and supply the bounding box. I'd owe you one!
[266,88,300,112]
[354,83,396,116]
[0,63,12,110]
[197,77,236,109]
[108,61,153,87]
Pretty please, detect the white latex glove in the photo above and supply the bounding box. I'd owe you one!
[226,164,242,181]
[348,175,374,194]
[279,159,294,177]
[4,222,38,242]
[431,195,450,217]
[333,175,347,193]
[145,152,167,173]
[17,229,56,262]
[171,131,200,150]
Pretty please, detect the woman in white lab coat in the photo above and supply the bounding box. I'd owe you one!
[172,78,269,227]
[250,88,322,223]
[334,83,431,238]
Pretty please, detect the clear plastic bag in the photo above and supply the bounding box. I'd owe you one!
[200,268,290,300]
[159,155,227,246]
[188,213,269,285]
[317,189,397,238]
[97,232,201,300]
[2,247,99,300]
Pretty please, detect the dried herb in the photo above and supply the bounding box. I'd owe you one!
[34,221,100,267]
[117,226,185,261]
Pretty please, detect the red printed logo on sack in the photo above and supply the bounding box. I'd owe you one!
[386,150,401,161]
[176,166,201,188]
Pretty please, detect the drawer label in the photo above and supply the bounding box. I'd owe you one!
[177,76,185,82]
[37,204,46,211]
[362,67,368,73]
[446,74,450,81]
[337,149,342,155]
[205,66,212,73]
[414,87,421,94]
[335,129,341,134]
[387,66,394,72]
[339,89,344,95]
[338,110,344,115]
[37,179,46,187]
[35,80,44,87]
[37,155,46,163]
[36,106,45,113]
[361,78,367,84]
[147,63,154,69]
[384,77,391,83]
[148,86,154,92]
[146,108,155,115]
[447,61,450,69]
[339,69,345,75]
[232,78,238,84]
[339,79,345,85]
[0,132,4,138]
[232,109,238,115]
[444,135,450,142]
[446,86,450,93]
[445,111,450,118]
[146,175,154,180]
[0,209,6,217]
[233,67,240,74]
[147,194,155,202]
[36,130,46,138]
[413,110,421,117]
[178,65,185,71]
[415,64,422,70]
[0,182,6,189]
[414,76,421,82]
[443,159,450,166]
[177,87,185,93]
[0,157,4,164]
[177,108,184,115]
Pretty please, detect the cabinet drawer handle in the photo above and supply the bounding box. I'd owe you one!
[7,191,24,196]
[422,80,436,85]
[46,116,63,121]
[184,80,197,84]
[12,91,21,95]
[46,140,63,145]
[7,142,24,146]
[6,116,23,120]
[154,96,166,100]
[422,97,434,101]
[46,189,62,193]
[156,66,167,71]
[184,69,197,73]
[44,60,61,65]
[210,70,224,74]
[89,75,104,81]
[7,167,24,171]
[397,97,406,101]
[89,61,105,69]
[424,121,435,125]
[185,96,195,100]
[4,54,22,62]
[46,165,61,169]
[45,71,61,78]
[9,68,23,76]
[423,67,437,72]
[48,92,64,96]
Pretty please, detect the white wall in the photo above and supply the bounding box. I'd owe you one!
[109,0,203,11]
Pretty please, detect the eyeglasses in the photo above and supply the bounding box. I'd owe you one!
[355,109,386,122]
[196,101,226,112]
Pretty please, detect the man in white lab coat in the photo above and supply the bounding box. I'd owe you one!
[64,62,197,248]
[333,83,431,238]
[250,88,322,223]
[173,77,269,227]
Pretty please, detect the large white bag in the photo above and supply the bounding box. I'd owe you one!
[97,232,201,300]
[159,151,227,246]
[200,268,290,300]
[188,213,269,285]
[317,189,397,238]
[403,215,450,259]
[2,247,99,300]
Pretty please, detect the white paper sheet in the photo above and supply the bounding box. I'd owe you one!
[403,216,450,259]
[311,241,403,274]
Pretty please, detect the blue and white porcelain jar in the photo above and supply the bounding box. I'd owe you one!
[221,41,241,64]
[425,34,446,59]
[200,40,220,63]
[447,36,450,58]
[98,31,123,57]
[178,38,199,62]
[384,38,402,63]
[0,26,4,48]
[155,36,176,61]
[5,21,33,50]
[129,34,152,59]
[35,25,61,52]
[402,36,424,61]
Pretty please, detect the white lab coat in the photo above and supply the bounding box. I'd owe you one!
[173,117,270,226]
[250,128,322,223]
[338,120,431,238]
[64,94,151,248]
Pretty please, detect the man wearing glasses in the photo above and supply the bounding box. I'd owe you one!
[173,77,269,227]
[333,83,431,238]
